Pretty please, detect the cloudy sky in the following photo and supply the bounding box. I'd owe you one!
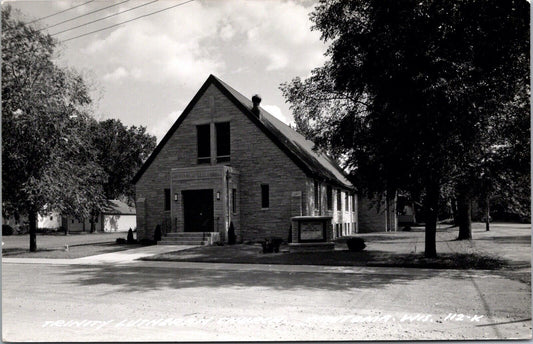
[7,0,327,141]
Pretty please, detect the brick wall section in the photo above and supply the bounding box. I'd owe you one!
[136,84,309,242]
[358,196,397,233]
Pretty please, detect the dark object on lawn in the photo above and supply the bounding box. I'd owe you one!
[262,236,283,253]
[2,224,14,236]
[402,225,412,232]
[154,225,162,242]
[139,238,156,245]
[228,222,236,245]
[346,237,366,252]
[116,238,127,244]
[127,228,136,244]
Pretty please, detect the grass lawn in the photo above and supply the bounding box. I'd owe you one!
[2,231,142,258]
[142,223,530,270]
[2,242,144,259]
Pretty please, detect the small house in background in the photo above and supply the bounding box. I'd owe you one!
[62,200,136,233]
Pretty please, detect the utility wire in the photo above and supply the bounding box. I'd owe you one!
[62,0,195,43]
[25,0,96,25]
[39,0,131,31]
[51,0,159,36]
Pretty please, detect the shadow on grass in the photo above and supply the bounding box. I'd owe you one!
[139,245,509,270]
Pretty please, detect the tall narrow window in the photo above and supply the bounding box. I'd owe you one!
[261,184,269,209]
[352,194,356,212]
[164,188,171,211]
[216,122,230,162]
[326,185,333,210]
[314,180,320,210]
[232,188,237,213]
[345,193,349,212]
[197,124,211,164]
[337,190,342,211]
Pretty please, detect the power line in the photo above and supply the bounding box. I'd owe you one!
[62,0,195,43]
[25,0,96,25]
[51,0,159,37]
[39,0,131,32]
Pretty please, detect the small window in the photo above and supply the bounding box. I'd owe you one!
[326,185,333,210]
[261,184,269,209]
[216,122,230,162]
[197,124,211,164]
[314,180,320,210]
[232,188,237,213]
[164,188,171,211]
[337,190,342,211]
[72,219,74,224]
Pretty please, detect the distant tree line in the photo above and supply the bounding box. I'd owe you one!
[2,7,157,251]
[281,0,529,257]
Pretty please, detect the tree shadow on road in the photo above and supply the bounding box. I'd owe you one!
[60,263,479,294]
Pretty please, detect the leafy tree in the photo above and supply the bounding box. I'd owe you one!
[85,119,156,232]
[281,0,529,257]
[90,119,156,203]
[2,6,106,250]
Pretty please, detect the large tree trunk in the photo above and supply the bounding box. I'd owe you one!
[424,182,439,258]
[28,210,37,252]
[485,196,490,232]
[457,190,472,240]
[90,213,96,233]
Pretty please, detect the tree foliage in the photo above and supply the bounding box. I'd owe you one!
[90,119,156,204]
[281,0,529,256]
[2,7,106,249]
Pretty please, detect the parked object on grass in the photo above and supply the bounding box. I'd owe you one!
[261,236,283,253]
[116,238,127,244]
[346,237,366,252]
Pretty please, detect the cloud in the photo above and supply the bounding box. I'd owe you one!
[102,67,129,82]
[219,0,327,72]
[149,110,182,143]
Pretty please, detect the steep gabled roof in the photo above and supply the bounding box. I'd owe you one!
[133,75,354,190]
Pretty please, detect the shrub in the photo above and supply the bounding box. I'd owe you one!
[116,238,127,244]
[262,236,283,253]
[154,225,162,242]
[228,222,236,245]
[2,225,14,236]
[346,237,366,252]
[402,225,412,232]
[127,228,136,244]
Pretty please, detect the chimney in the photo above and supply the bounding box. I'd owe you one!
[251,94,261,117]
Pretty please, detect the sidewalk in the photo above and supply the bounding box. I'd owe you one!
[2,245,192,265]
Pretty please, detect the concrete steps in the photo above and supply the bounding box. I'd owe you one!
[158,232,212,246]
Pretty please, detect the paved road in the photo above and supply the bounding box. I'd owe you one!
[2,259,531,341]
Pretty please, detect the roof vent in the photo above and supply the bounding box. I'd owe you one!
[251,94,261,117]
